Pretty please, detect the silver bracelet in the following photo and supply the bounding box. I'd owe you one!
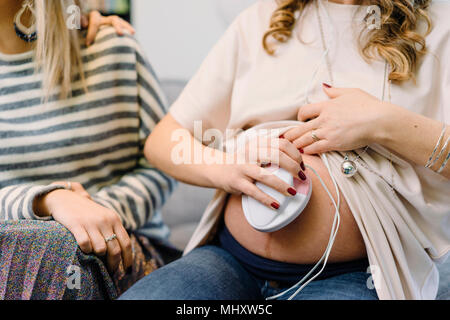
[433,135,450,168]
[425,123,447,168]
[437,137,450,174]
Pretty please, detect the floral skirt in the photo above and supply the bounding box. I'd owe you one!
[0,220,165,300]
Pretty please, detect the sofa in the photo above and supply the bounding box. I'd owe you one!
[159,80,449,300]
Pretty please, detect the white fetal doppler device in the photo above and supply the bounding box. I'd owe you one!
[240,0,342,300]
[242,164,312,233]
[240,120,342,300]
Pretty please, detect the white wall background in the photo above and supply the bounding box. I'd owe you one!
[132,0,256,82]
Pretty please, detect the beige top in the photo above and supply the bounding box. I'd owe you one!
[169,0,450,299]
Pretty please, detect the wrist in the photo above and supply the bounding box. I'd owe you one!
[203,161,228,190]
[370,101,401,146]
[34,189,71,217]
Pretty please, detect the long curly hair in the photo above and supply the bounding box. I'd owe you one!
[263,0,432,82]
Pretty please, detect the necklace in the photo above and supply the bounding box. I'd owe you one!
[341,62,389,177]
[315,0,393,180]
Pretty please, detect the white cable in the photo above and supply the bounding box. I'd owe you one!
[266,154,341,300]
[266,0,343,300]
[287,155,340,299]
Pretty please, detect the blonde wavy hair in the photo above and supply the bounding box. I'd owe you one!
[33,0,85,100]
[263,0,432,82]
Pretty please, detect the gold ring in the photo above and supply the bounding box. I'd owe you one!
[311,131,320,142]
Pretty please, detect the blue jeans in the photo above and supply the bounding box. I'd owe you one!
[119,245,378,300]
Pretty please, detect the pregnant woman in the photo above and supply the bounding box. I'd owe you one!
[0,0,174,299]
[121,0,450,300]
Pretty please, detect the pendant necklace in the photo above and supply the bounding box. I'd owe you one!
[315,0,391,178]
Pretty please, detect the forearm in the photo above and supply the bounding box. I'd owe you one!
[145,114,225,189]
[374,102,450,178]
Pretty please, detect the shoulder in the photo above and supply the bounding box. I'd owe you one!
[81,26,143,58]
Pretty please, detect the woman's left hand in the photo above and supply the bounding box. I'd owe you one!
[284,84,391,155]
[81,11,136,46]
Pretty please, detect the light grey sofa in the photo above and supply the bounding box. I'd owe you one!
[159,80,449,300]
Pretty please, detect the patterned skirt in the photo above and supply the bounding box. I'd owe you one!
[0,220,167,300]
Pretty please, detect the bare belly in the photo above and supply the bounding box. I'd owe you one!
[223,154,367,264]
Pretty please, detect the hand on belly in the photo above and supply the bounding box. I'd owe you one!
[223,154,367,264]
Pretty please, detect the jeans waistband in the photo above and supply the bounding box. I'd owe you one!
[218,224,370,284]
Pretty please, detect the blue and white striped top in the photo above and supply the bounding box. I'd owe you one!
[0,27,175,240]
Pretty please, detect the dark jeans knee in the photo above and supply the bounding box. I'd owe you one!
[119,245,261,300]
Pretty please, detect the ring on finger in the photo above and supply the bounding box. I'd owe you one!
[311,131,320,142]
[105,234,118,243]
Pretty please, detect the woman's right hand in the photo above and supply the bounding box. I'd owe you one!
[215,136,306,210]
[35,190,132,274]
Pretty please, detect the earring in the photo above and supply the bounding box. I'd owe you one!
[14,0,37,43]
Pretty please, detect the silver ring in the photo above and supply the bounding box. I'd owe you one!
[105,234,118,243]
[311,131,320,142]
[66,182,72,190]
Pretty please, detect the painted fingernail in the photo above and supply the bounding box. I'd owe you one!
[298,148,304,154]
[323,83,332,88]
[271,202,280,210]
[261,162,272,168]
[298,171,307,181]
[300,162,306,171]
[279,134,285,139]
[288,188,297,196]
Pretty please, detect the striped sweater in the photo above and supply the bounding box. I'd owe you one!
[0,27,175,240]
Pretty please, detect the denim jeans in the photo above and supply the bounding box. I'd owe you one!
[119,245,378,300]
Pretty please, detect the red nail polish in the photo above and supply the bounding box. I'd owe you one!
[271,202,280,210]
[288,188,297,196]
[298,171,307,181]
[261,162,272,168]
[300,162,306,171]
[323,83,332,88]
[279,134,285,139]
[298,148,304,154]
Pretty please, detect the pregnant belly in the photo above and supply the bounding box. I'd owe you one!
[223,154,367,264]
